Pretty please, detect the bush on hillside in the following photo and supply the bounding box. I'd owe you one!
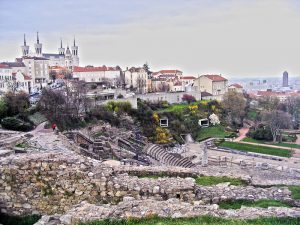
[1,117,34,132]
[247,124,273,141]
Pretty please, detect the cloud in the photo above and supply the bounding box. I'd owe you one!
[1,0,300,77]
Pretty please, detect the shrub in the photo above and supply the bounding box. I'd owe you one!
[1,117,34,131]
[182,94,196,104]
[247,124,273,141]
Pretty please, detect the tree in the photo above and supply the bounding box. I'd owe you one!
[49,70,57,81]
[221,92,247,127]
[259,96,279,111]
[0,99,8,120]
[182,94,196,104]
[209,113,220,125]
[136,77,146,94]
[261,110,292,142]
[3,91,30,116]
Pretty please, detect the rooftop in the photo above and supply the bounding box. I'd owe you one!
[203,75,227,82]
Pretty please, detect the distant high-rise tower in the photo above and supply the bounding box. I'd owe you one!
[21,34,29,57]
[282,71,288,87]
[34,32,43,56]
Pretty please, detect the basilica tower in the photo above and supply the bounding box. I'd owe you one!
[58,39,65,55]
[34,32,43,56]
[71,37,79,66]
[21,34,29,57]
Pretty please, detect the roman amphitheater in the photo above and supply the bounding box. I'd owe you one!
[0,122,299,224]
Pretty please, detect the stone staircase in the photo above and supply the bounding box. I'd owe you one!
[92,138,113,160]
[144,144,195,168]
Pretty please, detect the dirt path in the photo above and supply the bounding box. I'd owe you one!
[296,134,300,145]
[233,128,249,142]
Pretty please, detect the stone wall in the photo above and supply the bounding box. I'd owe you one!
[0,151,296,216]
[35,199,300,225]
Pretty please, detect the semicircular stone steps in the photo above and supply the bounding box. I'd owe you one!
[144,144,195,168]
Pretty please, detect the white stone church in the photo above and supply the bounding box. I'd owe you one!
[21,32,79,70]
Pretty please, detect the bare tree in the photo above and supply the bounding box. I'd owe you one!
[157,82,170,92]
[136,77,146,94]
[259,96,280,111]
[221,92,247,127]
[262,110,292,143]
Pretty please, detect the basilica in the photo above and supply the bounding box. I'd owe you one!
[21,32,79,70]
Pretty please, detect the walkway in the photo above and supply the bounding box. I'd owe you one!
[233,128,249,142]
[296,134,300,145]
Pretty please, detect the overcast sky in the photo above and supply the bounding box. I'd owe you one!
[1,0,300,77]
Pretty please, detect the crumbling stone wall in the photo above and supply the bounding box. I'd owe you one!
[0,151,295,216]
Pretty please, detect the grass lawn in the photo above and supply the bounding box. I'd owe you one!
[289,186,300,199]
[242,138,300,149]
[156,100,210,113]
[196,125,233,141]
[220,141,291,157]
[195,176,246,186]
[78,216,300,225]
[219,199,292,209]
[273,143,300,149]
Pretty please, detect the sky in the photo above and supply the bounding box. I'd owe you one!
[1,0,300,78]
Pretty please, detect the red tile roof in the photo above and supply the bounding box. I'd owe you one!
[229,83,243,88]
[73,66,117,73]
[204,75,227,81]
[159,70,182,74]
[0,64,10,68]
[181,76,196,80]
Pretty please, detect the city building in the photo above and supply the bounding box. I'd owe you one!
[257,90,300,102]
[0,64,13,94]
[124,67,148,94]
[193,75,228,100]
[73,66,121,87]
[152,70,183,79]
[228,83,243,93]
[22,56,49,85]
[21,33,79,70]
[282,71,289,87]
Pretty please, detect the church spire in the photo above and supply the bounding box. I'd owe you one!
[60,38,63,48]
[73,36,76,47]
[37,31,39,44]
[24,34,26,46]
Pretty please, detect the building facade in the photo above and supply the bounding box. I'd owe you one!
[282,71,289,87]
[73,66,121,86]
[21,33,79,70]
[194,75,228,100]
[124,67,148,94]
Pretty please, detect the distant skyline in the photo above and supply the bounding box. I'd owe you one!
[1,0,300,78]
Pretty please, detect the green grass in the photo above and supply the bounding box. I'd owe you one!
[15,142,30,148]
[195,176,246,186]
[288,186,300,199]
[196,125,234,141]
[242,137,264,144]
[220,141,292,157]
[77,216,300,225]
[156,100,210,113]
[219,199,292,209]
[242,137,300,149]
[272,143,300,149]
[0,213,41,225]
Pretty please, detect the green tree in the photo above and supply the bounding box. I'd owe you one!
[0,99,8,119]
